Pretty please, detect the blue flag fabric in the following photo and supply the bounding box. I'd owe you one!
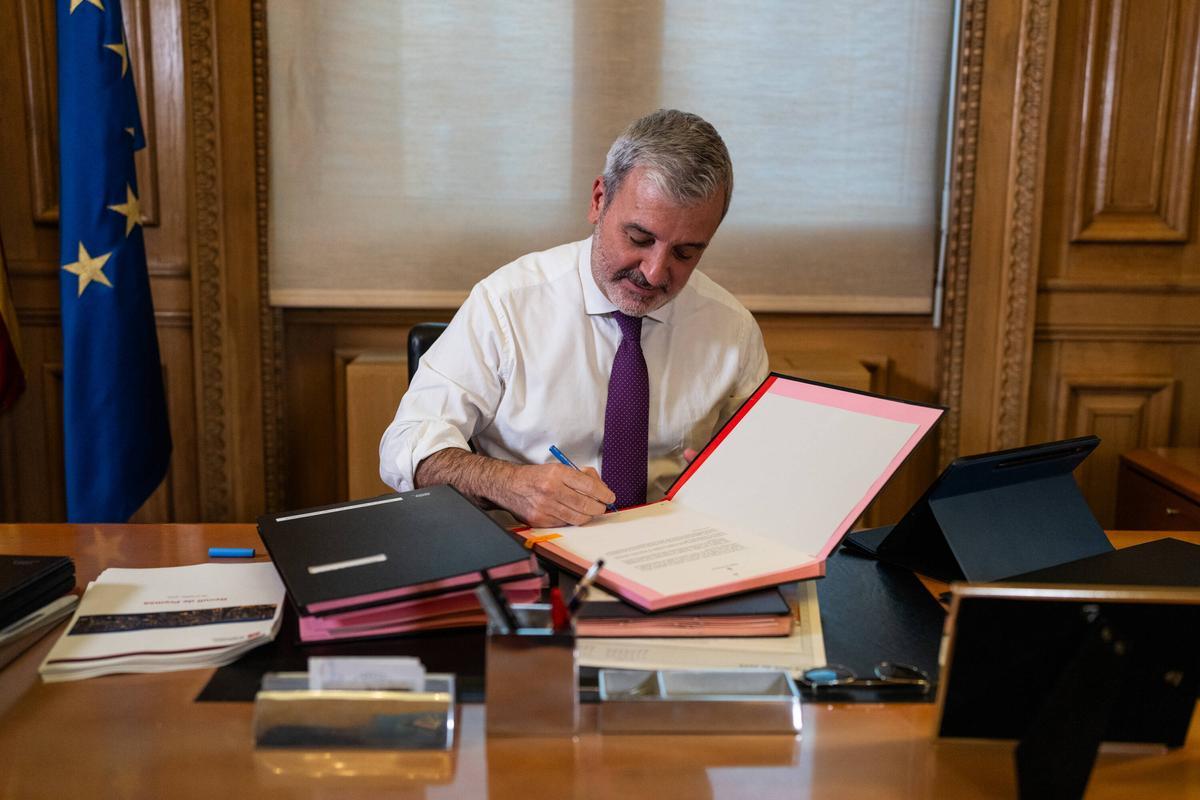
[57,0,171,522]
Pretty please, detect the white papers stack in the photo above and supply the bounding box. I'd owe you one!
[577,581,827,677]
[39,563,285,683]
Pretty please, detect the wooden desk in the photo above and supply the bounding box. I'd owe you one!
[1,524,1198,799]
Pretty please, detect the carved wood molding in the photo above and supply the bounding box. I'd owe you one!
[184,0,230,520]
[994,0,1056,450]
[938,0,988,466]
[251,0,286,512]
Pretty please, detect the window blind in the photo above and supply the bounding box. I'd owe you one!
[267,0,954,312]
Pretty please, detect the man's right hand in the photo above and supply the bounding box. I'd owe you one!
[414,448,616,528]
[494,463,615,528]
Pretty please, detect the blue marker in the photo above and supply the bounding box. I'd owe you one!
[208,547,255,558]
[549,445,618,512]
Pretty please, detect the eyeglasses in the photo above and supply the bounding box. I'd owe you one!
[799,662,932,695]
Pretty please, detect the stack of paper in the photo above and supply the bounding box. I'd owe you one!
[577,581,826,677]
[259,486,544,643]
[39,563,285,682]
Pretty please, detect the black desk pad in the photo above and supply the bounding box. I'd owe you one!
[813,546,947,703]
[200,548,947,705]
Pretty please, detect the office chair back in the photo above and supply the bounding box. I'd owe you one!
[407,322,448,383]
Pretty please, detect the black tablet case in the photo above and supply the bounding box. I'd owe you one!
[843,436,1114,583]
[257,486,533,615]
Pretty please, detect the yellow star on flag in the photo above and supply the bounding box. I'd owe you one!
[62,242,114,297]
[70,0,104,12]
[104,41,129,78]
[107,184,142,236]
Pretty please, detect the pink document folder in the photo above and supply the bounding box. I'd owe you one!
[513,373,944,612]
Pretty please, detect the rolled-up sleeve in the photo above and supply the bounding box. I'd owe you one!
[379,284,512,492]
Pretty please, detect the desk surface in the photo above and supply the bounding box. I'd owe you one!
[1,524,1198,799]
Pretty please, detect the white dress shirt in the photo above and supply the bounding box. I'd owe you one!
[379,237,769,502]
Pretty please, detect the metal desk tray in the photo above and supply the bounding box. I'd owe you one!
[253,672,456,750]
[597,669,802,734]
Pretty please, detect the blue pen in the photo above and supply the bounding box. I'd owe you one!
[549,445,618,512]
[208,547,255,558]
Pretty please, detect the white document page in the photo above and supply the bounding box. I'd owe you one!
[577,581,826,676]
[549,502,811,598]
[42,563,284,664]
[672,392,919,553]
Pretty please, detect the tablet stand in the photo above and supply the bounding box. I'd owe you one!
[845,437,1113,583]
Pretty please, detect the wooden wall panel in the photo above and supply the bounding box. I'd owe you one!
[1042,0,1200,285]
[14,0,57,225]
[1031,0,1200,525]
[1071,0,1199,242]
[1053,373,1175,525]
[344,353,411,501]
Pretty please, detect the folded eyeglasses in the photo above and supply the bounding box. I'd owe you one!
[799,662,932,695]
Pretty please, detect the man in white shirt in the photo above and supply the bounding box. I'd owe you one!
[380,110,769,527]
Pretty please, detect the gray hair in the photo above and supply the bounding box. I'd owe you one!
[602,109,734,218]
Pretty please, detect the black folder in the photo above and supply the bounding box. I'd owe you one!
[815,546,947,702]
[0,555,75,630]
[257,486,533,615]
[565,580,790,622]
[1007,536,1200,587]
[843,436,1113,583]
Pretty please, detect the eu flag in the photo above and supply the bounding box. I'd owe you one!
[57,0,171,522]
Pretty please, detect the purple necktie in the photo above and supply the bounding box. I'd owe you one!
[602,312,649,508]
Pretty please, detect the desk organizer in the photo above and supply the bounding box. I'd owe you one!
[485,603,578,736]
[252,673,456,749]
[597,669,802,734]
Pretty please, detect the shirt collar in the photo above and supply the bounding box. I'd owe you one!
[577,236,675,325]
